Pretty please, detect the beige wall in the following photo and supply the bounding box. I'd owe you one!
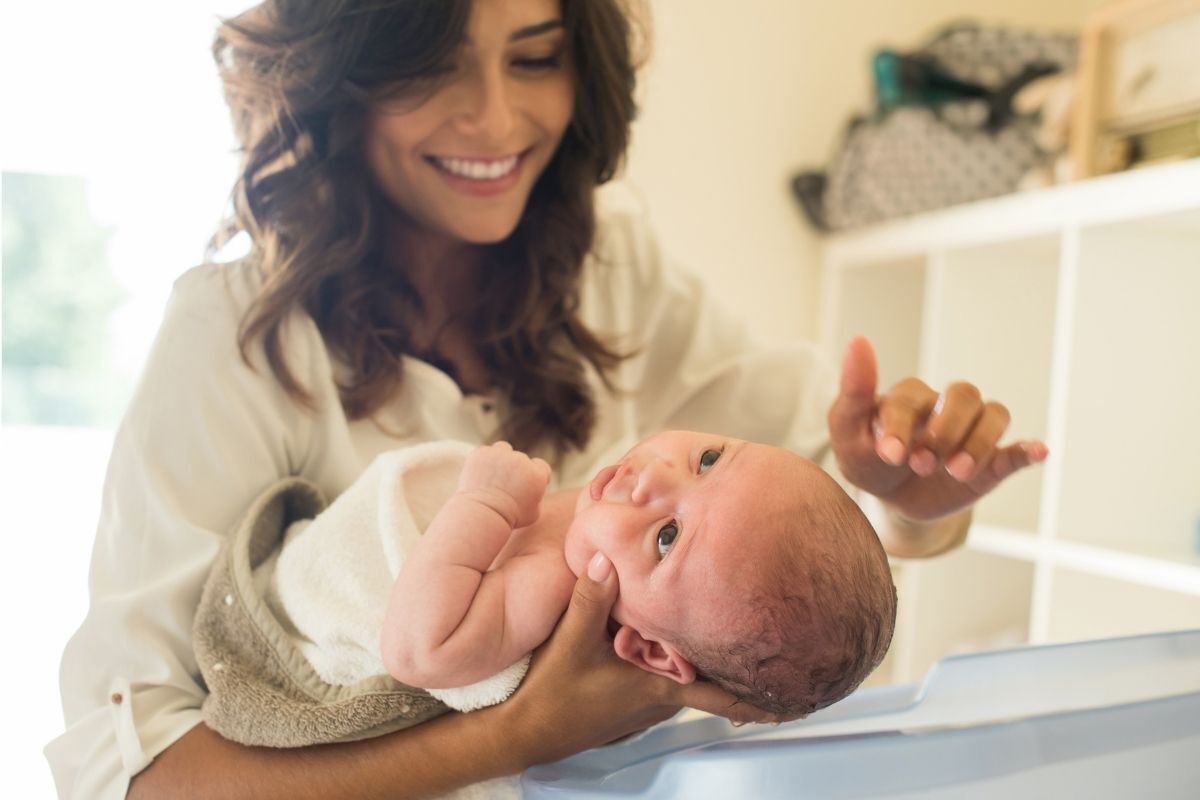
[616,0,1110,343]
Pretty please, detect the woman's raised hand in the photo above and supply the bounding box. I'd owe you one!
[828,336,1048,522]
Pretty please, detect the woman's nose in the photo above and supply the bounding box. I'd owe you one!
[454,66,515,140]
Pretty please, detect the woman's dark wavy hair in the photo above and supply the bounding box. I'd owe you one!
[210,0,642,455]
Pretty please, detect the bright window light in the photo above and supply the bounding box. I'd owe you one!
[1,3,252,795]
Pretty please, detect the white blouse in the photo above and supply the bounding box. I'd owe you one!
[45,209,836,798]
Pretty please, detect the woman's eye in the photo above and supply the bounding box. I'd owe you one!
[698,448,722,473]
[376,64,459,105]
[513,54,562,71]
[656,522,679,560]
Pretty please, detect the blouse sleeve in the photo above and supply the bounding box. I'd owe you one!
[590,209,837,464]
[44,264,331,799]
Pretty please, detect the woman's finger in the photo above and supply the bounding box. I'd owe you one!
[973,440,1049,491]
[945,400,1010,481]
[505,552,688,763]
[558,552,618,642]
[674,681,783,725]
[829,336,880,443]
[875,377,939,465]
[921,381,984,461]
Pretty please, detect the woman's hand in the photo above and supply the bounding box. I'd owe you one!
[828,336,1048,522]
[496,553,781,766]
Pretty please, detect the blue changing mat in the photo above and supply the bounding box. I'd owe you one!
[523,629,1200,799]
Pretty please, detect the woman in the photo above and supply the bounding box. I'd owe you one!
[48,1,1044,797]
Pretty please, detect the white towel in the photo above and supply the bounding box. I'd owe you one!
[260,440,531,711]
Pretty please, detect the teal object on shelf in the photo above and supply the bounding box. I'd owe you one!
[871,49,1058,131]
[872,50,990,110]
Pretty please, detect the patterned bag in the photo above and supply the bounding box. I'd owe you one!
[794,24,1077,231]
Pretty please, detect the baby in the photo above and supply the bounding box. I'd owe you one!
[265,430,896,718]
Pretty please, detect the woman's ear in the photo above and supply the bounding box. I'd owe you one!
[612,625,697,684]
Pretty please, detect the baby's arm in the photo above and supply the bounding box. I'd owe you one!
[381,442,554,688]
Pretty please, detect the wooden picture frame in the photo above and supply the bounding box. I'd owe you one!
[1070,0,1200,179]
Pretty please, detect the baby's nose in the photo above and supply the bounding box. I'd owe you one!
[630,458,679,504]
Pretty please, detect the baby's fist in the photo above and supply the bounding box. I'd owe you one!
[458,442,552,528]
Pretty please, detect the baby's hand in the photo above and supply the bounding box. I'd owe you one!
[457,441,552,528]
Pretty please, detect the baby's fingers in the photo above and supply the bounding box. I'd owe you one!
[532,456,553,486]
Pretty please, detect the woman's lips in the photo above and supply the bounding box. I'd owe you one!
[425,149,529,197]
[429,153,521,180]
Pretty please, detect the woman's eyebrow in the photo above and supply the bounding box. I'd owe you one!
[509,19,564,41]
[463,20,564,47]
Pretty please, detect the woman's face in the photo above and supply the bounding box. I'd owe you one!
[364,0,574,248]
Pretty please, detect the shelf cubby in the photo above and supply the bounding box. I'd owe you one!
[822,159,1200,678]
[1056,209,1200,565]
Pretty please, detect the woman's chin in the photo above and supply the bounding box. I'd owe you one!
[448,211,525,245]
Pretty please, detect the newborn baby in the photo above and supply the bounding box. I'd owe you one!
[267,430,896,718]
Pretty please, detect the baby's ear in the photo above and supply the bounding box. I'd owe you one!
[612,625,697,684]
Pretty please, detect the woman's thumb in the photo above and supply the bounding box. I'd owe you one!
[829,335,879,440]
[565,552,617,629]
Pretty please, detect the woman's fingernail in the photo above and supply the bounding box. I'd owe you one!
[947,452,975,481]
[879,436,906,465]
[588,552,612,581]
[909,448,937,476]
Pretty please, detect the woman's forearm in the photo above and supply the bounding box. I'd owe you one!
[128,708,520,800]
[878,506,972,559]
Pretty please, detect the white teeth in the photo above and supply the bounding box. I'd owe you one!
[435,155,519,181]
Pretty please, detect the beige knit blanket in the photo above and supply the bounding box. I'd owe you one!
[193,476,448,747]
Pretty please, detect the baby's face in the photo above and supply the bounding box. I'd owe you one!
[565,430,825,641]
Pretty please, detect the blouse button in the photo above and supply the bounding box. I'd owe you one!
[110,692,123,705]
[224,594,235,606]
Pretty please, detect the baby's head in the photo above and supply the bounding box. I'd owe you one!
[565,430,896,717]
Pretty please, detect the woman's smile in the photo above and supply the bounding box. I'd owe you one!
[362,0,574,245]
[424,150,529,196]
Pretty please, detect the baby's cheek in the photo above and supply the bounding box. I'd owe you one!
[561,521,590,577]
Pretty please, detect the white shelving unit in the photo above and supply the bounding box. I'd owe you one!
[819,158,1200,684]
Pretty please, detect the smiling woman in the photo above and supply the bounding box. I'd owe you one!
[214,0,637,449]
[51,2,812,798]
[46,1,1053,798]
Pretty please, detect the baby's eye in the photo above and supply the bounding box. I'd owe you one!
[698,448,722,473]
[656,521,679,560]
